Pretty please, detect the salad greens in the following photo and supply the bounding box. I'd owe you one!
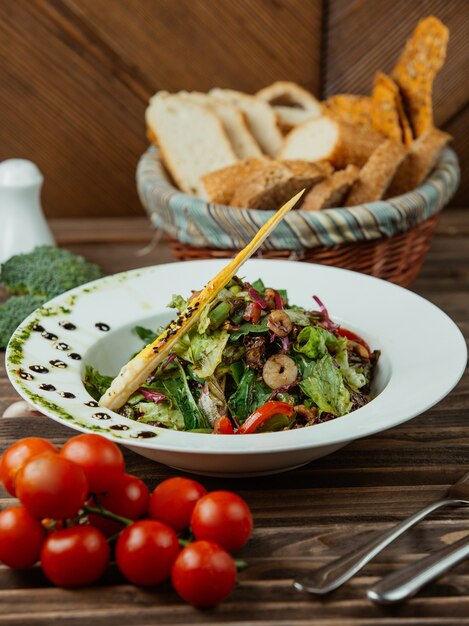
[85,277,379,434]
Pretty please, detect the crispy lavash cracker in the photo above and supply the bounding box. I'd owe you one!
[230,161,325,211]
[301,165,359,211]
[345,140,407,206]
[386,127,451,197]
[322,95,373,128]
[391,16,449,137]
[371,72,413,145]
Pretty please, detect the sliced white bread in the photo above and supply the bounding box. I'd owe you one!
[146,93,237,196]
[209,88,283,157]
[178,91,263,159]
[230,160,325,211]
[257,81,322,130]
[200,158,269,205]
[386,128,451,197]
[345,140,407,206]
[301,165,360,211]
[278,116,383,168]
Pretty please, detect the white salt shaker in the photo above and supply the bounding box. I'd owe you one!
[0,159,55,264]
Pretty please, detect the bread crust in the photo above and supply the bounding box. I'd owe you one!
[345,140,407,206]
[229,161,325,210]
[386,127,451,197]
[279,117,383,168]
[200,158,269,205]
[301,165,359,211]
[146,93,237,195]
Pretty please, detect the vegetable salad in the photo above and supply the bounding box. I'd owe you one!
[85,277,379,434]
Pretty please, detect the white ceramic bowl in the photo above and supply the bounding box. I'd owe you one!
[6,260,467,477]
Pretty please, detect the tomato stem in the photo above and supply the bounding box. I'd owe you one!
[234,559,248,570]
[178,538,192,548]
[83,503,133,527]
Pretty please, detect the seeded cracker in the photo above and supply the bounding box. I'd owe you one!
[391,16,449,137]
[371,73,413,146]
[323,95,372,128]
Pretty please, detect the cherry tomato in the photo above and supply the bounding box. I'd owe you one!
[191,491,253,552]
[0,437,58,496]
[16,453,88,520]
[149,477,207,532]
[88,473,150,537]
[60,434,125,494]
[41,525,110,587]
[116,520,180,586]
[0,506,46,568]
[172,540,236,607]
[213,416,235,434]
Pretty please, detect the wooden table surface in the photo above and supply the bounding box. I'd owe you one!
[1,212,469,625]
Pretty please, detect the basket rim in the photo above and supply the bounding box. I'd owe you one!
[137,146,460,251]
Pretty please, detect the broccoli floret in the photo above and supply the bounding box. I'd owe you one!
[0,295,45,349]
[0,246,102,299]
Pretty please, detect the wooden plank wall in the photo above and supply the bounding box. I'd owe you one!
[0,0,467,218]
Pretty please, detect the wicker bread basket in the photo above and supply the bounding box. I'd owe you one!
[137,147,459,287]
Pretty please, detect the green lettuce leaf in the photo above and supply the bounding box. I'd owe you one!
[134,402,184,430]
[229,320,269,341]
[83,366,113,401]
[300,354,351,416]
[162,361,210,430]
[294,325,339,360]
[167,294,188,311]
[192,330,230,378]
[284,308,310,326]
[198,376,227,426]
[227,368,271,423]
[334,338,367,391]
[133,325,157,344]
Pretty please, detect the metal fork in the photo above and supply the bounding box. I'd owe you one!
[293,472,469,595]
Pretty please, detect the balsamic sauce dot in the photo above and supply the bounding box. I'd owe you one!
[29,365,49,374]
[110,424,130,431]
[18,369,34,381]
[92,412,111,420]
[54,342,70,351]
[85,400,99,407]
[42,331,58,341]
[32,324,45,332]
[58,391,76,399]
[135,431,157,439]
[59,322,77,331]
[39,384,56,392]
[68,353,81,360]
[50,360,67,368]
[95,323,110,332]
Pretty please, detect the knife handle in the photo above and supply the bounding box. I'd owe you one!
[367,535,469,604]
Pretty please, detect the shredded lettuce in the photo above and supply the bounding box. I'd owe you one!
[300,354,351,416]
